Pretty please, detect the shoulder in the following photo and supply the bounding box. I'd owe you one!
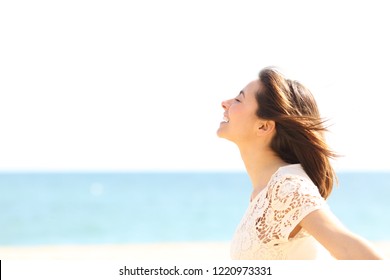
[267,164,323,201]
[274,164,311,182]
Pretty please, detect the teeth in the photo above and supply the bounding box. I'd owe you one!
[222,116,229,123]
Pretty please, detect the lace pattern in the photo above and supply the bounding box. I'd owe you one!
[230,165,326,260]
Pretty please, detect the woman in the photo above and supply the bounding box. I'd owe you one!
[217,67,384,260]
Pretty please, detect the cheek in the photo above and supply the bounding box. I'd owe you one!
[235,114,258,135]
[238,108,258,125]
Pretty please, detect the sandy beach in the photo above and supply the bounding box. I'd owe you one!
[1,241,389,260]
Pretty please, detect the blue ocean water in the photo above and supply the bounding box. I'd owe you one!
[0,171,389,246]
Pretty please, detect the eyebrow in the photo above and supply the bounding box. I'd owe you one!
[239,90,245,98]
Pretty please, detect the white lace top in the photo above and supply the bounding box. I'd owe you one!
[230,164,332,260]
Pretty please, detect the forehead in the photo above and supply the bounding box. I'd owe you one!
[242,79,260,97]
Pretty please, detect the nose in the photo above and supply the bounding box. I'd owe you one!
[221,99,230,110]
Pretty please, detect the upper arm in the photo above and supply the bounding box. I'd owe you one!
[299,207,348,248]
[300,208,384,259]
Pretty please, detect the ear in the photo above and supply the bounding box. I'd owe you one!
[256,120,276,136]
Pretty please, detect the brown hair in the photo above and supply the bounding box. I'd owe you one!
[256,67,337,199]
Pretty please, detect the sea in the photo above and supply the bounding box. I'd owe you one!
[0,171,389,246]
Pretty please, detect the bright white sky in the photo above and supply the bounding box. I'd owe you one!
[1,0,389,172]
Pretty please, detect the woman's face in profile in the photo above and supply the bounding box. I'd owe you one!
[217,80,261,143]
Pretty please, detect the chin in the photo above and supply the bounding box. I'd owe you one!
[216,129,230,141]
[216,127,225,138]
[217,122,228,137]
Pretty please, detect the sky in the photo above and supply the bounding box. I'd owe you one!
[1,0,389,172]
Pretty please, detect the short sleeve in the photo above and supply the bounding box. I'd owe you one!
[255,175,325,245]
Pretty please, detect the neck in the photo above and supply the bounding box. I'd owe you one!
[238,144,288,199]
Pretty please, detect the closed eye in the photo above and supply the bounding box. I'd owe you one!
[235,90,245,102]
